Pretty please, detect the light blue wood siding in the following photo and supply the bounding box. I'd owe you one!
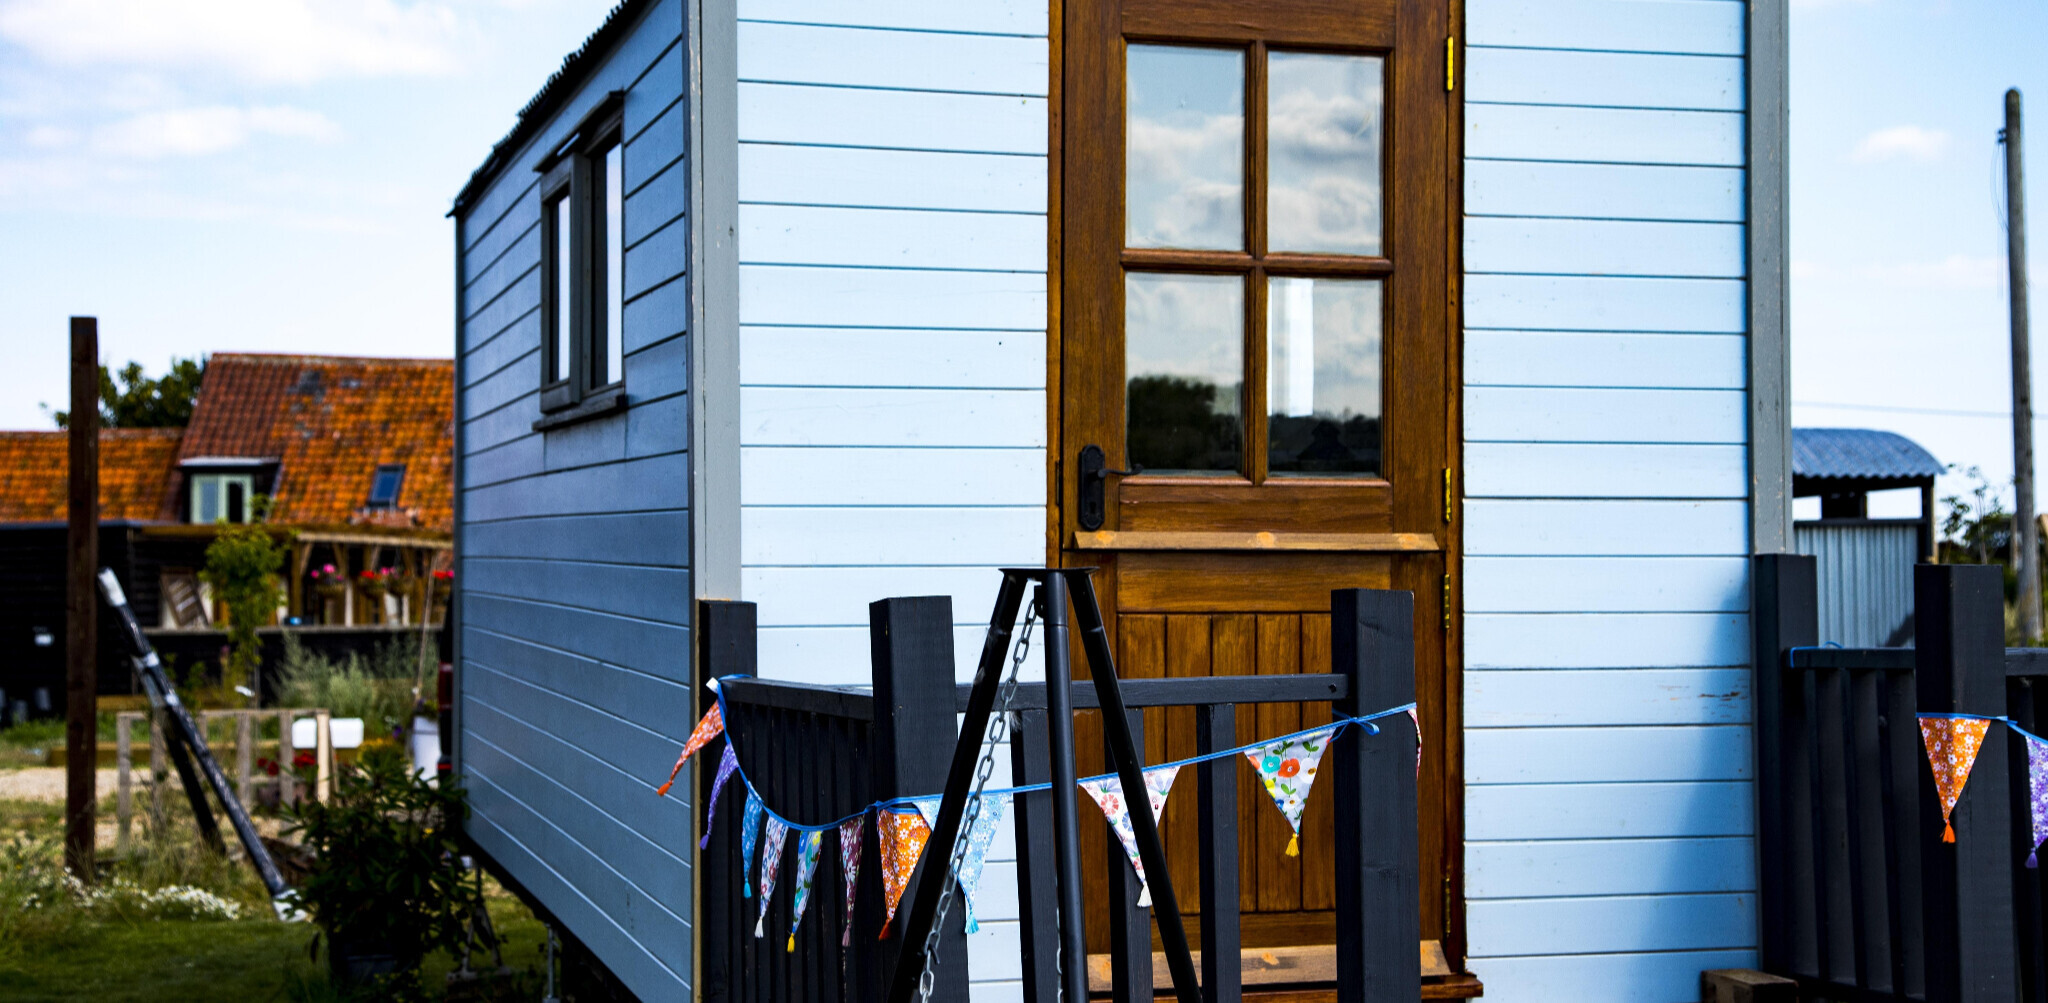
[453,2,694,998]
[1462,0,1756,997]
[732,0,1048,994]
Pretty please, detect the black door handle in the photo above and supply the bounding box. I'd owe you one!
[1077,445,1141,531]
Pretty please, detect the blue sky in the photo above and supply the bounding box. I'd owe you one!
[0,0,2043,520]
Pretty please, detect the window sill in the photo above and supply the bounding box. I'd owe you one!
[532,388,627,432]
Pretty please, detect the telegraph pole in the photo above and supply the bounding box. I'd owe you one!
[2008,90,2039,643]
[65,317,99,879]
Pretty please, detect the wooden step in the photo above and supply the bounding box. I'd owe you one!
[1087,940,1481,998]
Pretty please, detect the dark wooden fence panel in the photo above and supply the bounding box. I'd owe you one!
[2008,654,2048,1003]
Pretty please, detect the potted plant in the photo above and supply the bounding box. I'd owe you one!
[312,563,346,601]
[284,744,481,996]
[430,569,454,622]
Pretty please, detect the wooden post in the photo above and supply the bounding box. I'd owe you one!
[1009,709,1061,1003]
[278,710,296,805]
[696,599,756,1003]
[148,709,167,825]
[1914,563,2019,1002]
[236,713,253,803]
[315,709,333,802]
[1106,707,1152,1003]
[1329,588,1419,1003]
[1751,553,1819,976]
[1196,701,1242,1003]
[65,315,98,880]
[116,712,134,854]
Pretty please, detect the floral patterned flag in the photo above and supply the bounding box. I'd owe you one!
[656,703,725,797]
[837,815,865,946]
[956,794,1009,934]
[755,817,790,937]
[1079,766,1180,908]
[786,829,824,951]
[1920,717,1993,843]
[740,792,765,898]
[909,797,942,831]
[876,808,931,937]
[1408,708,1422,777]
[700,745,740,849]
[2027,733,2048,868]
[1243,728,1335,857]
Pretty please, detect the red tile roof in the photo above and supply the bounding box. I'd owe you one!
[0,428,183,523]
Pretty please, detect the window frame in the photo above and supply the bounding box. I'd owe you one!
[534,91,629,429]
[189,473,256,525]
[366,464,407,509]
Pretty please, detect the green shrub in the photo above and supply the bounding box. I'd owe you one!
[277,634,419,738]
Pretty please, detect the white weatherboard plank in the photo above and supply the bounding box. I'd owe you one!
[739,82,1046,154]
[741,506,1043,566]
[1463,443,1748,498]
[739,204,1046,272]
[1465,557,1748,613]
[744,566,1014,627]
[1464,331,1746,390]
[1464,0,1743,55]
[738,21,1047,96]
[740,387,1045,447]
[759,625,1025,684]
[1466,160,1743,222]
[966,921,1024,982]
[1465,387,1745,444]
[1464,217,1743,278]
[1465,499,1748,556]
[737,0,1046,35]
[1467,951,1759,1003]
[742,328,1045,389]
[1466,48,1742,111]
[1467,669,1751,726]
[739,144,1046,212]
[1466,782,1753,840]
[1466,104,1742,166]
[1468,837,1755,899]
[1467,725,1751,784]
[1465,274,1745,332]
[1468,894,1754,957]
[740,265,1045,329]
[741,446,1042,506]
[1466,613,1749,669]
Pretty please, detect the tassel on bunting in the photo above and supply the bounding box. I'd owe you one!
[656,704,726,797]
[785,830,823,952]
[1243,728,1335,858]
[1920,716,1992,845]
[1079,766,1180,908]
[700,746,739,849]
[739,792,764,898]
[755,817,789,938]
[837,815,864,947]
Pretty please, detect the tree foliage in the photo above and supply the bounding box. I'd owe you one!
[49,358,205,428]
[200,523,286,700]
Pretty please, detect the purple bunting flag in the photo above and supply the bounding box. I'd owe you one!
[837,815,864,947]
[700,745,739,849]
[2028,733,2048,868]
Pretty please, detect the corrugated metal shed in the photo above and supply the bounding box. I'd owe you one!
[1794,520,1920,646]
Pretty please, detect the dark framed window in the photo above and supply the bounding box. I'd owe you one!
[536,91,629,428]
[367,464,406,508]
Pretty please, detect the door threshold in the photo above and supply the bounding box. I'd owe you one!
[1086,940,1480,997]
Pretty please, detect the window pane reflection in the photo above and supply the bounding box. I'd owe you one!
[552,196,572,383]
[1126,44,1244,250]
[1126,272,1244,474]
[1267,52,1383,255]
[602,143,624,386]
[1267,277,1380,476]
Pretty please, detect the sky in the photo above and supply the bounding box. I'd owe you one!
[0,0,2043,525]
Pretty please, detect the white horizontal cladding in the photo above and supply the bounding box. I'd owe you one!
[739,204,1047,272]
[1464,331,1745,390]
[742,446,1042,506]
[1468,836,1757,898]
[739,82,1047,155]
[737,0,1046,35]
[1464,218,1744,278]
[740,387,1045,447]
[1467,105,1742,166]
[1467,951,1760,1003]
[1467,724,1752,784]
[1466,48,1742,112]
[1466,668,1751,727]
[1465,387,1746,444]
[1464,556,1750,613]
[1466,161,1743,222]
[757,624,1018,685]
[1467,781,1754,841]
[1469,893,1756,957]
[742,328,1044,389]
[745,565,1016,628]
[738,21,1048,95]
[1465,0,1743,55]
[739,145,1047,213]
[1466,613,1749,669]
[1463,443,1747,498]
[1466,499,1749,556]
[741,506,1044,566]
[739,266,1046,329]
[1465,275,1745,332]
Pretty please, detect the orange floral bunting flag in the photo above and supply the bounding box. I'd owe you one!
[655,704,725,797]
[876,808,931,937]
[1920,717,1992,843]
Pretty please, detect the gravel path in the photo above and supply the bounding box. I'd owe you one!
[0,767,124,802]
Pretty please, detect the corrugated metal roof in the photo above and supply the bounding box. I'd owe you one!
[1792,427,1944,481]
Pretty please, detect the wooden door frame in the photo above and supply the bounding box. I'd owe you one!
[1041,0,1470,965]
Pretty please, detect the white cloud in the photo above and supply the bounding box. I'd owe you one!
[89,105,342,159]
[23,124,75,148]
[0,0,464,85]
[1851,124,1951,163]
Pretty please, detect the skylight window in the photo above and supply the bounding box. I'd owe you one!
[368,464,405,508]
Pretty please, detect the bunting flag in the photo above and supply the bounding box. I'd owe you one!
[837,815,865,946]
[700,745,740,849]
[1243,728,1334,857]
[786,830,824,950]
[755,817,790,937]
[955,794,1009,934]
[656,704,727,797]
[740,792,765,898]
[1920,717,1992,843]
[1408,708,1422,776]
[877,808,931,936]
[909,797,942,831]
[2026,733,2048,868]
[1080,766,1180,908]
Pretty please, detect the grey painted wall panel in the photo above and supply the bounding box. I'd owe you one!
[463,513,689,567]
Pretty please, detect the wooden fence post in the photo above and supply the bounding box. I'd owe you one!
[1914,563,2019,1002]
[116,712,134,853]
[278,710,296,806]
[868,596,969,1003]
[1330,588,1419,1003]
[1752,553,1818,976]
[697,599,756,1003]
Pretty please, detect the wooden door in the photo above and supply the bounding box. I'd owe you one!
[1053,0,1460,958]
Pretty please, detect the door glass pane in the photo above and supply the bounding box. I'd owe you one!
[602,142,624,386]
[1126,44,1244,250]
[1267,277,1381,476]
[1267,52,1383,255]
[1126,272,1243,474]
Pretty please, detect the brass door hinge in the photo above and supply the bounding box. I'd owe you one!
[1441,468,1452,524]
[1441,574,1452,631]
[1445,35,1455,92]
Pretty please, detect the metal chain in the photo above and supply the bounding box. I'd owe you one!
[915,592,1037,1002]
